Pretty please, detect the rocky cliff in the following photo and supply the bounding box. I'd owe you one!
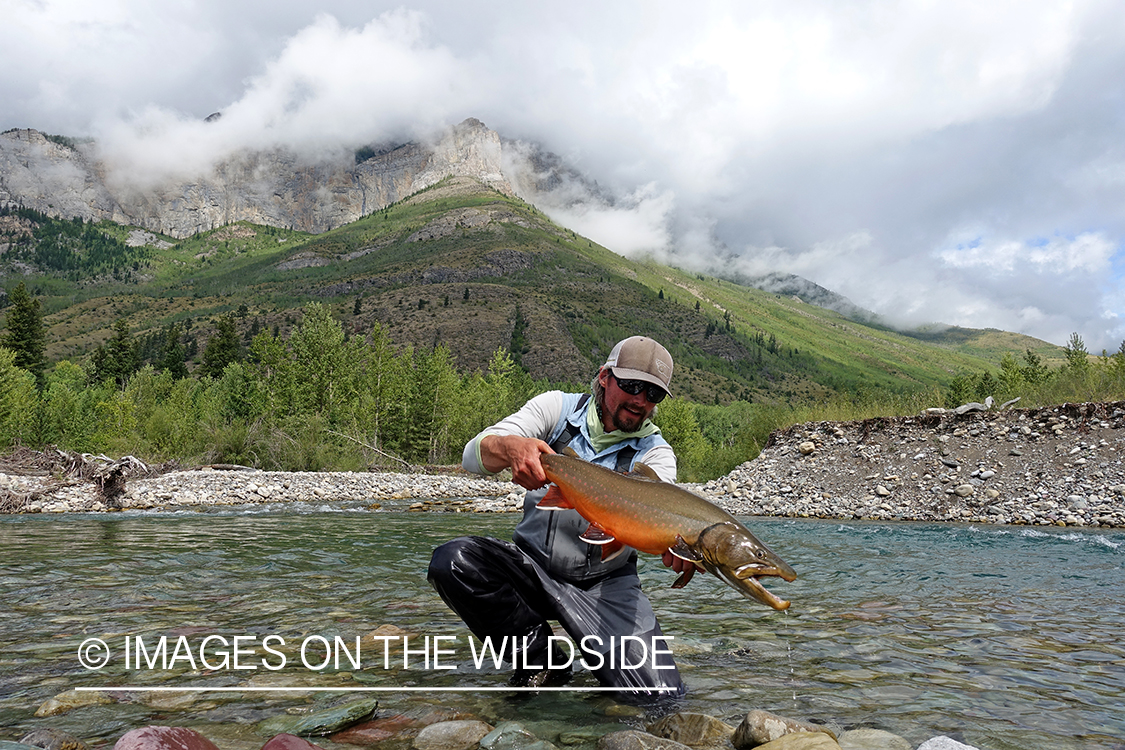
[0,118,512,239]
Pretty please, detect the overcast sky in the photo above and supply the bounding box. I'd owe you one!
[4,0,1125,350]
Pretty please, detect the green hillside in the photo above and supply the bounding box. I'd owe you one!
[1,178,1058,406]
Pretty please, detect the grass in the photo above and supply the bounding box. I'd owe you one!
[5,177,1069,414]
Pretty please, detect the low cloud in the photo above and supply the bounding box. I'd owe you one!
[92,11,472,188]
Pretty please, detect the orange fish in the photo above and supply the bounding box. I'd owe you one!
[539,448,797,610]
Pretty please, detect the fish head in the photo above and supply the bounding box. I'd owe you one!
[697,522,797,611]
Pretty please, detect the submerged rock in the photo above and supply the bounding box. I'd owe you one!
[836,729,911,750]
[915,738,980,750]
[733,710,836,748]
[113,727,219,750]
[330,714,418,745]
[647,712,735,746]
[18,728,88,750]
[256,699,378,737]
[479,721,558,750]
[597,730,693,750]
[412,720,493,750]
[34,689,114,717]
[754,733,840,749]
[260,735,327,750]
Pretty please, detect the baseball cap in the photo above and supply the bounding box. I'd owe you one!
[604,336,673,394]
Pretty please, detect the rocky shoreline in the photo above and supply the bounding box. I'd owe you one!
[706,400,1125,529]
[2,401,1123,528]
[9,702,993,750]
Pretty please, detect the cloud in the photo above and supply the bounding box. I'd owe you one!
[536,184,676,258]
[92,10,471,187]
[938,232,1116,276]
[3,0,1125,350]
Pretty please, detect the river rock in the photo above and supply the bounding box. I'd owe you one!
[113,727,220,750]
[257,699,378,736]
[647,713,734,747]
[915,739,979,750]
[754,734,840,750]
[597,731,693,750]
[412,720,493,750]
[479,722,558,750]
[18,729,88,750]
[330,714,418,745]
[260,735,327,750]
[34,689,115,716]
[836,728,911,750]
[733,710,836,748]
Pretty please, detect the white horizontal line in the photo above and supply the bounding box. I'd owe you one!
[75,685,674,693]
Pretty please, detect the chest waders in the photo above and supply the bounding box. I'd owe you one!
[426,396,685,698]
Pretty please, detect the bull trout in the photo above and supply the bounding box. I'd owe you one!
[538,448,797,610]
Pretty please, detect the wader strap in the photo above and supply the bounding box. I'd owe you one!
[550,394,590,452]
[549,394,637,473]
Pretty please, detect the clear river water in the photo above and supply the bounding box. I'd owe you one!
[1,505,1123,750]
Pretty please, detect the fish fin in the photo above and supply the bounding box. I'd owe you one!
[601,540,626,562]
[579,524,616,545]
[561,446,581,459]
[627,461,662,481]
[671,567,696,588]
[668,535,703,563]
[535,484,573,510]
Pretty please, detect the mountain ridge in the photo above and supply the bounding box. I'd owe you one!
[0,121,1063,405]
[0,118,511,238]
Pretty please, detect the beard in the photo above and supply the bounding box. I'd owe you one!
[609,402,647,433]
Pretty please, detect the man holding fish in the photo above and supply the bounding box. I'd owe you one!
[428,335,794,696]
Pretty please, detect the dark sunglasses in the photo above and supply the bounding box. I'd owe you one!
[612,373,667,403]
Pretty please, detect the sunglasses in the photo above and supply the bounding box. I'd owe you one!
[612,373,667,403]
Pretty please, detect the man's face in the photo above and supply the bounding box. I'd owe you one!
[598,368,659,433]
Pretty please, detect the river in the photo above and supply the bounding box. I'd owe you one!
[1,506,1123,749]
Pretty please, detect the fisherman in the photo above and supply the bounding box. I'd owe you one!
[428,336,697,697]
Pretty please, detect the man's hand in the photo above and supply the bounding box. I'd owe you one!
[479,434,554,490]
[661,550,706,586]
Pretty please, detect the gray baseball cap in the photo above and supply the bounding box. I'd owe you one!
[603,336,673,393]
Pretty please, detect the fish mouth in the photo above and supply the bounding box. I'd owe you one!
[735,561,797,583]
[707,563,792,611]
[741,575,791,611]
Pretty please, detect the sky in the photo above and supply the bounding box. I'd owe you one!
[3,0,1125,351]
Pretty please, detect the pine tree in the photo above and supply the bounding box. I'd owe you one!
[200,315,241,378]
[1,281,46,386]
[92,318,140,387]
[160,324,189,380]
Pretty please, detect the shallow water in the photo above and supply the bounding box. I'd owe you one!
[1,507,1123,749]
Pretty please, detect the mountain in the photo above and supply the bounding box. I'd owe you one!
[0,120,1062,404]
[0,118,510,238]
